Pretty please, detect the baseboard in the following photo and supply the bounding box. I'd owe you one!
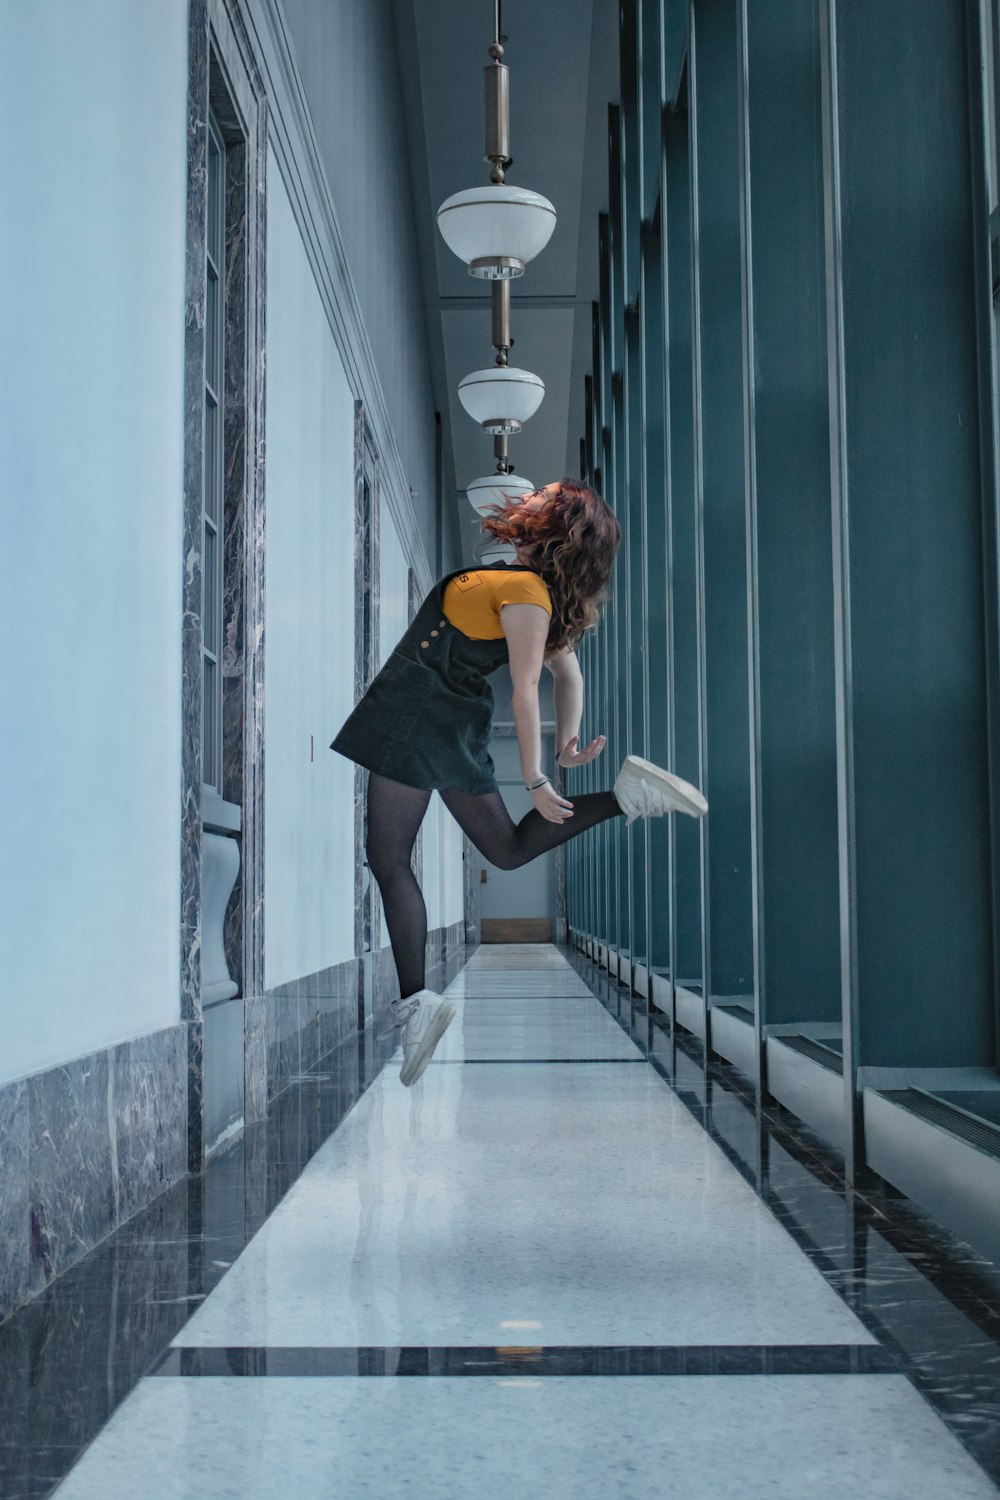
[0,1021,188,1323]
[480,917,553,943]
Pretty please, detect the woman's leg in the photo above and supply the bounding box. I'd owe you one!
[365,773,432,999]
[440,786,622,871]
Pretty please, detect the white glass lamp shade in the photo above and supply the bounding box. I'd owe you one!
[437,185,557,279]
[458,367,545,435]
[475,536,519,565]
[465,473,535,517]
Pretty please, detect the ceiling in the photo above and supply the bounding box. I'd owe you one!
[393,0,619,561]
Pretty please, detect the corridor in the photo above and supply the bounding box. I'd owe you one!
[34,946,1000,1499]
[7,0,1000,1493]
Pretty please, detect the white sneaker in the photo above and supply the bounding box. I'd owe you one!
[613,755,708,824]
[393,989,457,1086]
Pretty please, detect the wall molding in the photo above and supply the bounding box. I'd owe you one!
[241,0,435,594]
[182,0,270,1166]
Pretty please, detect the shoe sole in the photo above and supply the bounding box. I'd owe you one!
[399,1000,457,1086]
[621,755,708,817]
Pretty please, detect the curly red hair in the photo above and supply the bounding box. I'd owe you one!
[481,478,620,651]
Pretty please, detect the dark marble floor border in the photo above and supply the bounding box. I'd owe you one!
[153,1343,900,1378]
[566,937,1000,1489]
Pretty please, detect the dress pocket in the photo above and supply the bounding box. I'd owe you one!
[366,652,443,744]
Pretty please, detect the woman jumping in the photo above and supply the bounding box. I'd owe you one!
[330,479,707,1086]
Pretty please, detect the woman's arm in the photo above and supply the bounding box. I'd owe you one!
[545,648,583,757]
[501,604,574,824]
[546,646,606,769]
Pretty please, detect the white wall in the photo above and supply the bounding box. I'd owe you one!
[379,512,409,670]
[264,163,359,989]
[440,809,466,928]
[0,2,189,1087]
[278,0,440,548]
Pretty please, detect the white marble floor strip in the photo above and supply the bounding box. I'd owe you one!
[444,969,594,988]
[171,1059,872,1348]
[51,1374,999,1500]
[430,991,643,1061]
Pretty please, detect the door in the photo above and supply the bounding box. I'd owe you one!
[478,736,557,943]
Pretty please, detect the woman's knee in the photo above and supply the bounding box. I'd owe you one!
[484,845,523,872]
[365,838,409,888]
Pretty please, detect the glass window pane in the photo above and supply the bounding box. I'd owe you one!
[206,268,219,392]
[204,398,217,521]
[204,525,218,656]
[203,655,217,787]
[207,128,220,258]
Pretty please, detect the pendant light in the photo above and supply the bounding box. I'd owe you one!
[438,185,556,281]
[445,4,552,544]
[466,471,535,517]
[458,366,545,434]
[475,536,519,565]
[435,4,556,279]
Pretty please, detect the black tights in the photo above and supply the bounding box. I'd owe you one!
[365,772,622,999]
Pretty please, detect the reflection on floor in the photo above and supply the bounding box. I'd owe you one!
[4,945,1000,1498]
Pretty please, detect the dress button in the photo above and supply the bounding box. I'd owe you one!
[439,619,447,627]
[420,640,429,649]
[430,629,439,637]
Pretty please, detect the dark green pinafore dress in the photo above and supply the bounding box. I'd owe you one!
[330,562,530,795]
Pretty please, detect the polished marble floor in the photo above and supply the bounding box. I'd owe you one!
[5,944,1000,1496]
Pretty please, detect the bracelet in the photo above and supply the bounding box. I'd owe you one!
[526,776,550,791]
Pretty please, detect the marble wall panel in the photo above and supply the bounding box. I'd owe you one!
[186,1021,204,1175]
[28,1052,114,1294]
[424,926,445,982]
[180,0,209,1035]
[112,1028,187,1225]
[265,961,367,1095]
[3,1025,189,1322]
[297,970,322,1076]
[317,958,359,1060]
[241,1111,270,1230]
[182,0,268,1167]
[213,1,269,1020]
[0,1080,29,1316]
[372,946,400,1018]
[265,987,301,1100]
[244,993,268,1124]
[463,832,479,944]
[243,50,268,1035]
[259,926,466,1108]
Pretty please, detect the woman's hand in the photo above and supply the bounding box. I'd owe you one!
[530,780,575,824]
[556,734,606,769]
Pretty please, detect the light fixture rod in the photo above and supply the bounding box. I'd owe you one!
[484,62,510,182]
[491,280,511,363]
[486,0,510,183]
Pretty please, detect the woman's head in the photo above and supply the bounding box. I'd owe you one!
[480,478,620,651]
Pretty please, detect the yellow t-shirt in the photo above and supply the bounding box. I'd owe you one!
[442,568,552,639]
